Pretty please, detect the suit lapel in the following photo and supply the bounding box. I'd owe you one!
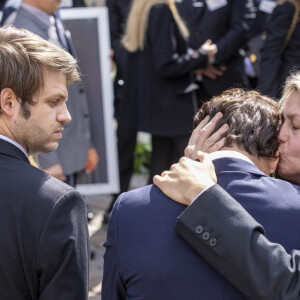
[0,139,29,164]
[16,7,49,33]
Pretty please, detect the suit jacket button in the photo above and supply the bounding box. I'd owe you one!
[202,232,210,241]
[195,225,203,234]
[209,238,217,247]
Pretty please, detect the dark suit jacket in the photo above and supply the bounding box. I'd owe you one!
[103,157,300,299]
[177,0,251,96]
[106,0,132,120]
[106,0,131,72]
[119,4,208,137]
[0,139,89,299]
[176,158,300,299]
[259,1,300,98]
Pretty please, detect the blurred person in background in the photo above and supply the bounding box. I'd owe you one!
[259,0,300,99]
[176,0,253,104]
[119,0,217,184]
[242,0,277,88]
[103,0,133,225]
[1,0,87,25]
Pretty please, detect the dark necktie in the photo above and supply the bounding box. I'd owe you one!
[1,5,16,26]
[53,12,77,58]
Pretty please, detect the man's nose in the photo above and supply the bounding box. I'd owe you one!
[57,104,72,123]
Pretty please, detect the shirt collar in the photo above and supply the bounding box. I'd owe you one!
[208,150,254,165]
[0,135,28,158]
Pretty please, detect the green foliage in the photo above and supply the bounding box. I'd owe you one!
[134,139,152,174]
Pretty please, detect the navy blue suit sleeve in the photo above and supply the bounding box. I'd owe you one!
[215,0,251,63]
[35,190,90,300]
[176,184,300,300]
[102,196,126,300]
[148,4,208,78]
[259,2,294,97]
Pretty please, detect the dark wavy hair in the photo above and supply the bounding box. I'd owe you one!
[194,88,282,158]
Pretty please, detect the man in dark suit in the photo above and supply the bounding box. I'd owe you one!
[102,88,300,299]
[154,74,300,299]
[176,0,253,102]
[0,26,89,299]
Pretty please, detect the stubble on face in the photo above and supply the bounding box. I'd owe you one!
[9,69,69,156]
[12,106,59,155]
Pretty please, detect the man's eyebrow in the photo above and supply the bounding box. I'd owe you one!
[46,93,68,100]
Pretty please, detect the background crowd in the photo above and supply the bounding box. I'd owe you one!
[104,0,300,223]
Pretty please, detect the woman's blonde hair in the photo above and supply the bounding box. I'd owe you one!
[122,0,189,52]
[279,72,300,106]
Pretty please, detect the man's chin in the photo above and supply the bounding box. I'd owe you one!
[46,143,59,153]
[34,143,58,155]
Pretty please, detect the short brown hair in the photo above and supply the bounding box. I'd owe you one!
[0,26,80,117]
[194,88,281,158]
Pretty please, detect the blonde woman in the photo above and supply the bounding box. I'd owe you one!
[119,0,217,181]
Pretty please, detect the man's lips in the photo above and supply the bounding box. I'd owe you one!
[54,128,63,138]
[54,127,63,133]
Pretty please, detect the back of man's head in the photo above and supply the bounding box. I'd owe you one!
[194,88,281,158]
[0,25,79,118]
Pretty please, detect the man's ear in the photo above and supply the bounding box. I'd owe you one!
[0,88,19,116]
[269,150,280,176]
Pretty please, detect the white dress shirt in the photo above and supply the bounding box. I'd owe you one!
[0,134,28,158]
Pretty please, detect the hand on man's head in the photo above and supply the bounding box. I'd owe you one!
[153,151,217,205]
[185,112,228,160]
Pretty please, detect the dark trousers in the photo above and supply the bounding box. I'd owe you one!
[148,135,189,184]
[104,127,137,220]
[117,127,137,193]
